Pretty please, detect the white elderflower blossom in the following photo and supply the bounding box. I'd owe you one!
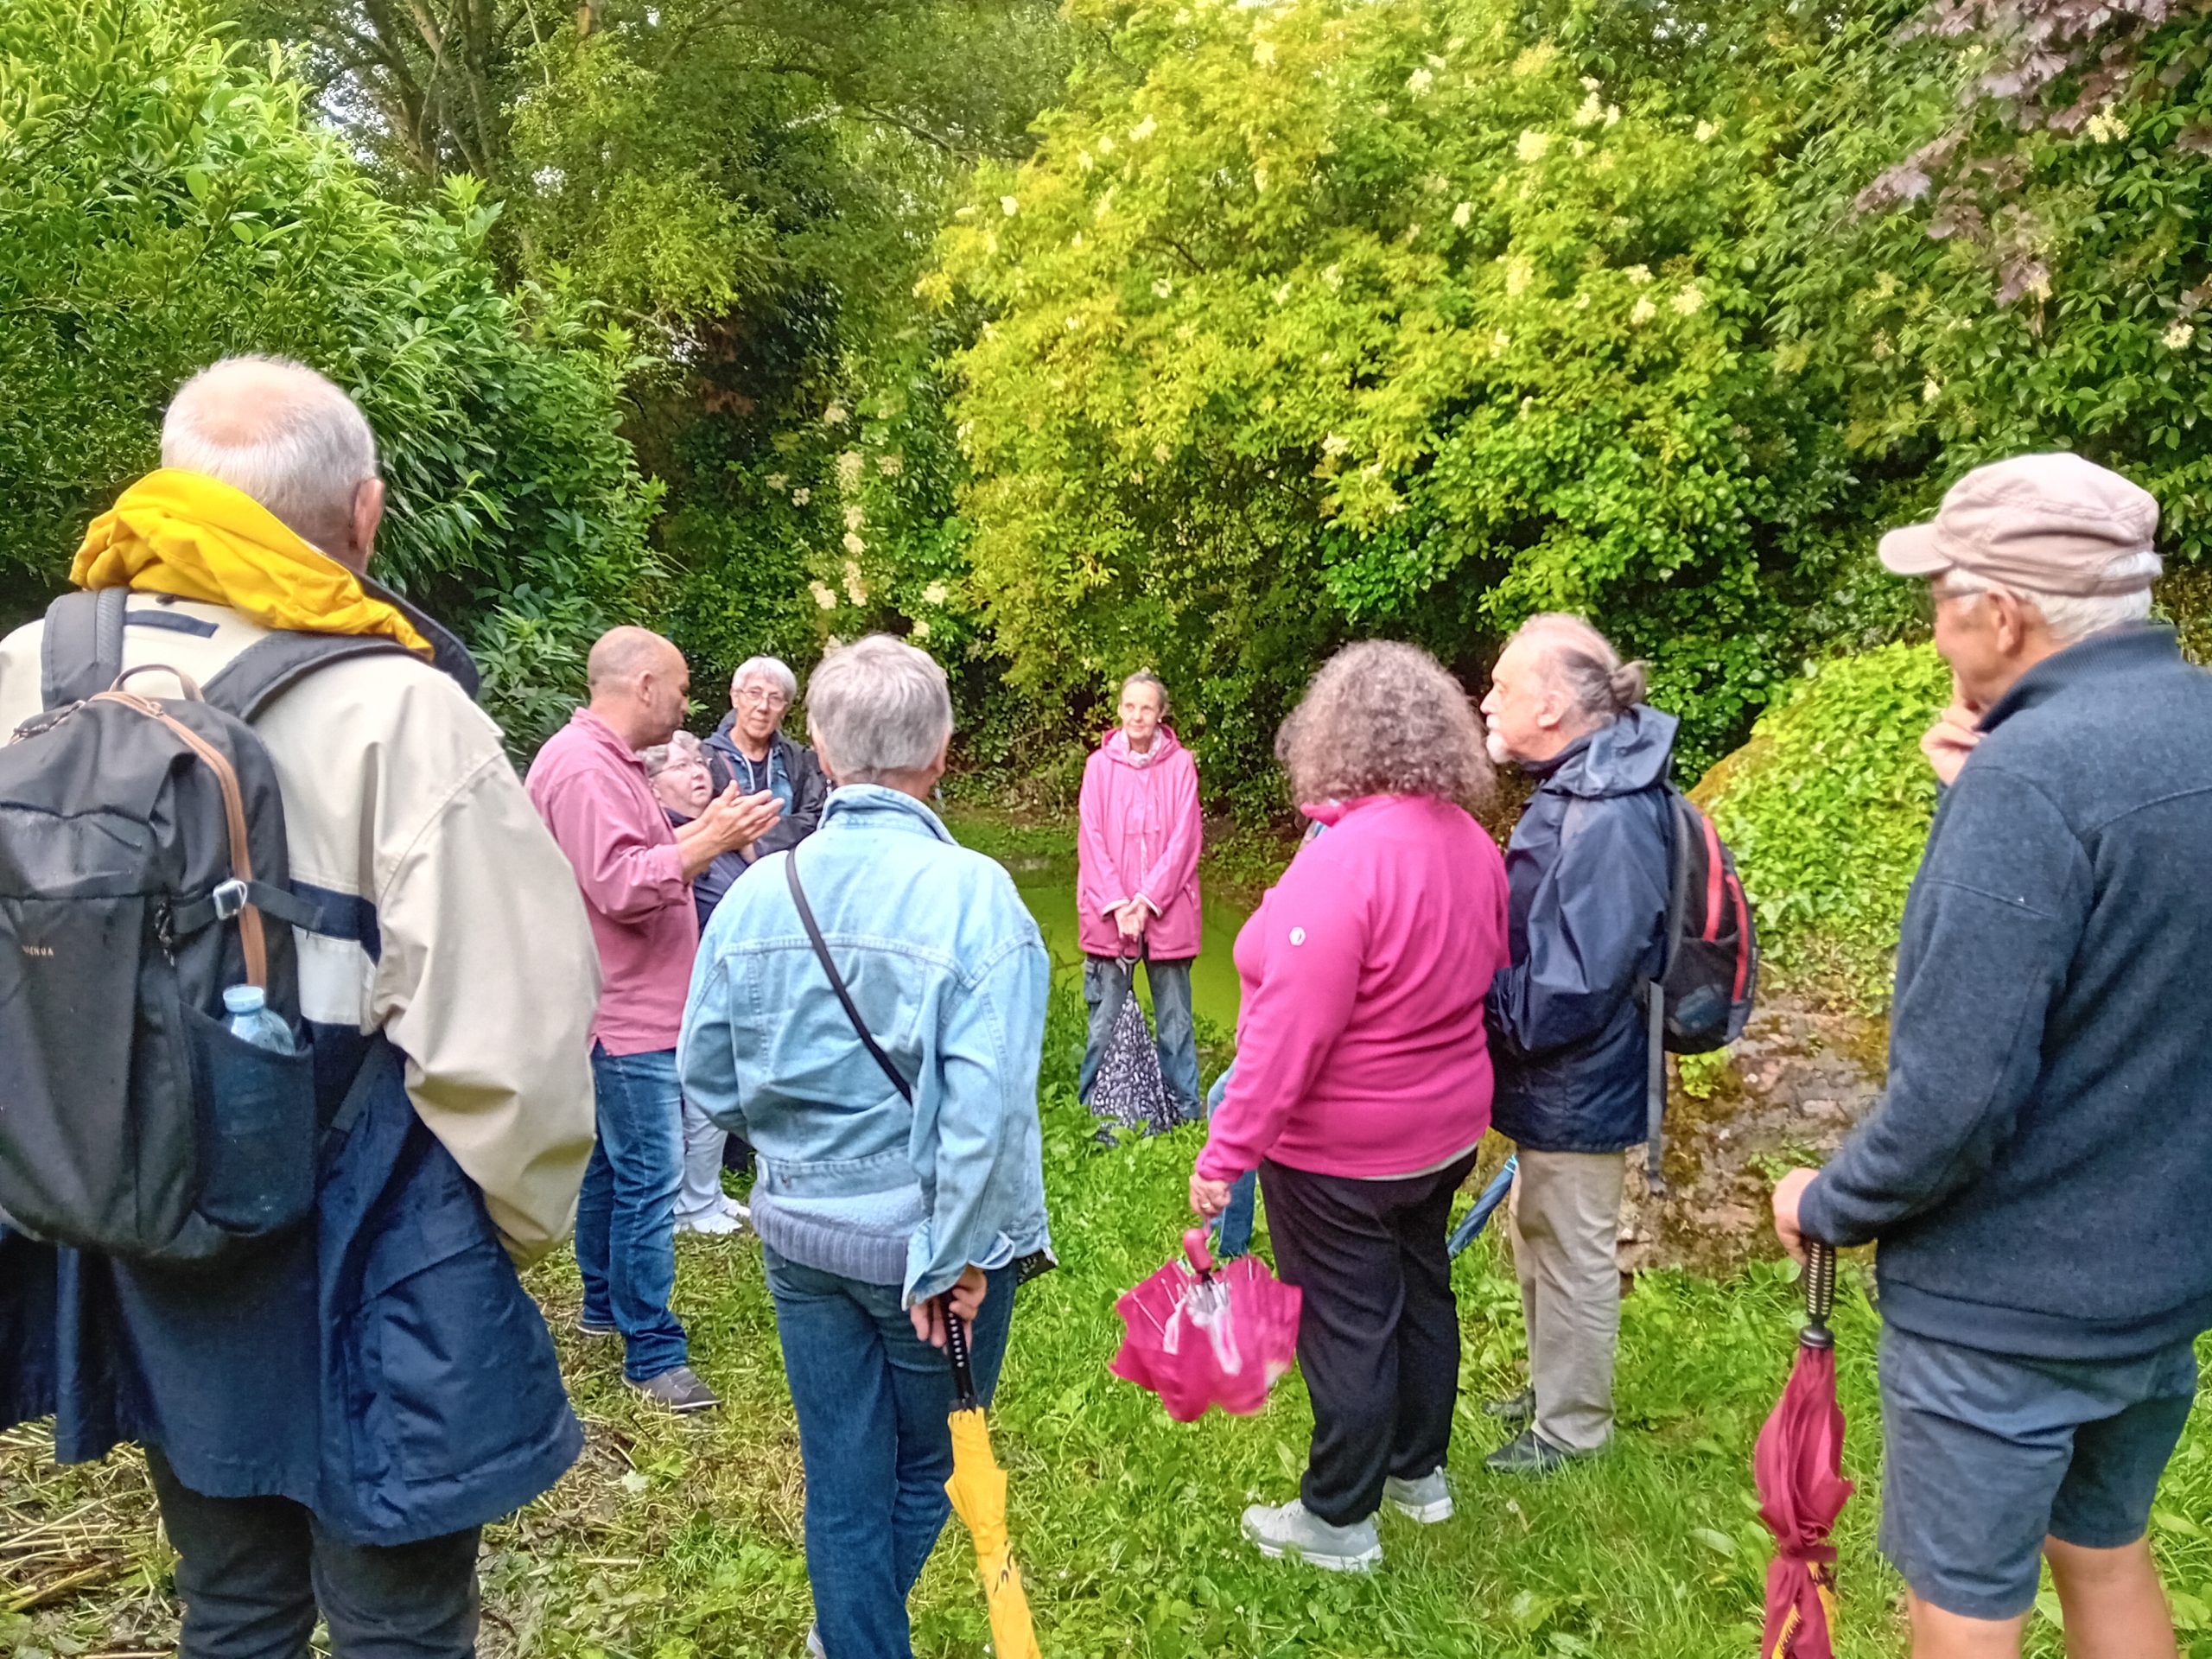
[1923,378,1943,402]
[1321,432,1351,455]
[1453,200,1473,228]
[1273,282,1294,304]
[1503,257,1533,296]
[1630,296,1657,325]
[1078,149,1095,172]
[823,402,848,425]
[1671,284,1704,315]
[836,451,865,492]
[1065,315,1082,332]
[792,487,811,506]
[2165,320,2196,349]
[1424,173,1450,194]
[844,504,865,531]
[1322,264,1344,289]
[1152,441,1171,462]
[1097,135,1115,156]
[1625,264,1653,285]
[842,560,868,603]
[1131,114,1157,142]
[810,581,837,610]
[1580,74,1601,91]
[1573,92,1605,127]
[1516,130,1551,163]
[1490,328,1511,355]
[877,453,904,477]
[1154,278,1173,298]
[842,531,866,556]
[1254,164,1268,193]
[1001,194,1019,217]
[910,618,931,640]
[766,474,788,491]
[922,581,950,606]
[1427,53,1446,68]
[1408,67,1433,95]
[2085,107,2130,143]
[1695,119,1718,143]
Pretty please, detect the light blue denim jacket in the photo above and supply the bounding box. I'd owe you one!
[677,785,1052,1304]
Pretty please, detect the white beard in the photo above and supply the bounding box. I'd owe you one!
[1484,729,1514,767]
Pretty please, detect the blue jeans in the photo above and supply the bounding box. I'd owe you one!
[1078,955,1200,1119]
[1203,1065,1258,1257]
[578,1046,689,1382]
[765,1252,1015,1659]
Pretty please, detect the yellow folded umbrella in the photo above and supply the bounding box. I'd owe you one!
[942,1306,1042,1659]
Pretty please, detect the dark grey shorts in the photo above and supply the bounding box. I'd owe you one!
[1877,1323,2198,1621]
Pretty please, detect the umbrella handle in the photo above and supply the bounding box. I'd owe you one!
[941,1296,981,1408]
[1802,1239,1837,1350]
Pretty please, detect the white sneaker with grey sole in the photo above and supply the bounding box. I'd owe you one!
[1382,1468,1453,1522]
[1241,1498,1382,1571]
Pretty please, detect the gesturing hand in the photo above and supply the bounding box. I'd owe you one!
[701,786,781,855]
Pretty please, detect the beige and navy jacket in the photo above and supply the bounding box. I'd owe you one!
[0,594,599,1264]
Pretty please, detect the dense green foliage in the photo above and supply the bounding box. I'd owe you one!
[0,0,657,746]
[1698,644,1955,1005]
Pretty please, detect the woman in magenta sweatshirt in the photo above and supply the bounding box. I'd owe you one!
[1191,640,1510,1573]
[1076,671,1205,1121]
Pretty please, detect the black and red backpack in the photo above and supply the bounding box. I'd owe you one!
[1640,785,1758,1194]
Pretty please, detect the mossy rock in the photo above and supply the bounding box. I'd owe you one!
[1694,640,1952,1007]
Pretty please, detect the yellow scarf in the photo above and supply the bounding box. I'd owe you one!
[71,469,432,658]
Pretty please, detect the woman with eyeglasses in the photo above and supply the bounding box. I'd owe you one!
[703,656,830,857]
[643,729,758,1236]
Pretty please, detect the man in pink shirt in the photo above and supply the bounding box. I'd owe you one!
[527,627,779,1412]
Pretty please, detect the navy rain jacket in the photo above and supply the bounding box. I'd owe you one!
[1487,706,1675,1154]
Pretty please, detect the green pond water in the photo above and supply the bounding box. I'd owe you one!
[944,811,1252,1030]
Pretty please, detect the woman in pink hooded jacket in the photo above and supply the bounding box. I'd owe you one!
[1076,671,1204,1120]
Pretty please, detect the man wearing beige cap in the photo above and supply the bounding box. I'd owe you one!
[1772,453,2212,1659]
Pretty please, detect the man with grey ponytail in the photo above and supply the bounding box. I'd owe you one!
[1477,614,1675,1476]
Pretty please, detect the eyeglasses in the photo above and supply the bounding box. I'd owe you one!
[735,688,790,709]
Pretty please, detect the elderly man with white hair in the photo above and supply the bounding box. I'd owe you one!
[1775,455,2212,1659]
[703,653,830,858]
[678,634,1052,1659]
[0,356,601,1658]
[1478,613,1675,1477]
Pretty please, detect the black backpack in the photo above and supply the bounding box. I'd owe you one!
[0,589,415,1263]
[1641,785,1759,1193]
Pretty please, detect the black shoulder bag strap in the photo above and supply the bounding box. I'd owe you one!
[1642,785,1695,1197]
[785,849,912,1104]
[40,588,130,709]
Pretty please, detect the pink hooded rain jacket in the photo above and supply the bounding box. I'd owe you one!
[1077,727,1204,959]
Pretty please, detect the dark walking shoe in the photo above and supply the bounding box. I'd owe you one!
[1484,1427,1581,1478]
[632,1365,721,1413]
[1483,1386,1535,1426]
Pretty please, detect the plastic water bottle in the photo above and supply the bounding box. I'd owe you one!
[223,985,296,1055]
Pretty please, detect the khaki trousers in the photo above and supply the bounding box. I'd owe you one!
[1508,1148,1627,1454]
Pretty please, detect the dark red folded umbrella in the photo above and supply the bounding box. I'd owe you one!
[1754,1241,1853,1659]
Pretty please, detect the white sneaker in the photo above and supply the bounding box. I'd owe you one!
[1383,1468,1453,1523]
[1241,1498,1382,1571]
[804,1625,825,1658]
[721,1193,751,1222]
[677,1209,744,1236]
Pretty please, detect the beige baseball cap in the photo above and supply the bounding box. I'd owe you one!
[1879,452,2162,596]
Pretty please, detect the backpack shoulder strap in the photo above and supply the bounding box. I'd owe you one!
[785,849,913,1104]
[200,630,420,724]
[40,588,130,710]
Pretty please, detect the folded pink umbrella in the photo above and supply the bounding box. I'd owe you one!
[1110,1228,1301,1421]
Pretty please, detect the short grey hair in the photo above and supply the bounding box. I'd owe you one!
[1510,613,1648,722]
[641,730,706,775]
[732,655,799,702]
[1120,670,1169,713]
[807,634,953,782]
[161,356,378,544]
[1944,553,2158,645]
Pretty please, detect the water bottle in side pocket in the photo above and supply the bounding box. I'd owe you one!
[222,985,297,1055]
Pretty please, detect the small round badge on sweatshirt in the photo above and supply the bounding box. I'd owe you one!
[1288,926,1306,945]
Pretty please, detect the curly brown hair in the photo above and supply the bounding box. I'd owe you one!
[1274,640,1495,811]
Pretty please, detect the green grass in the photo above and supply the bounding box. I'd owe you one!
[490,973,2212,1659]
[9,985,2212,1657]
